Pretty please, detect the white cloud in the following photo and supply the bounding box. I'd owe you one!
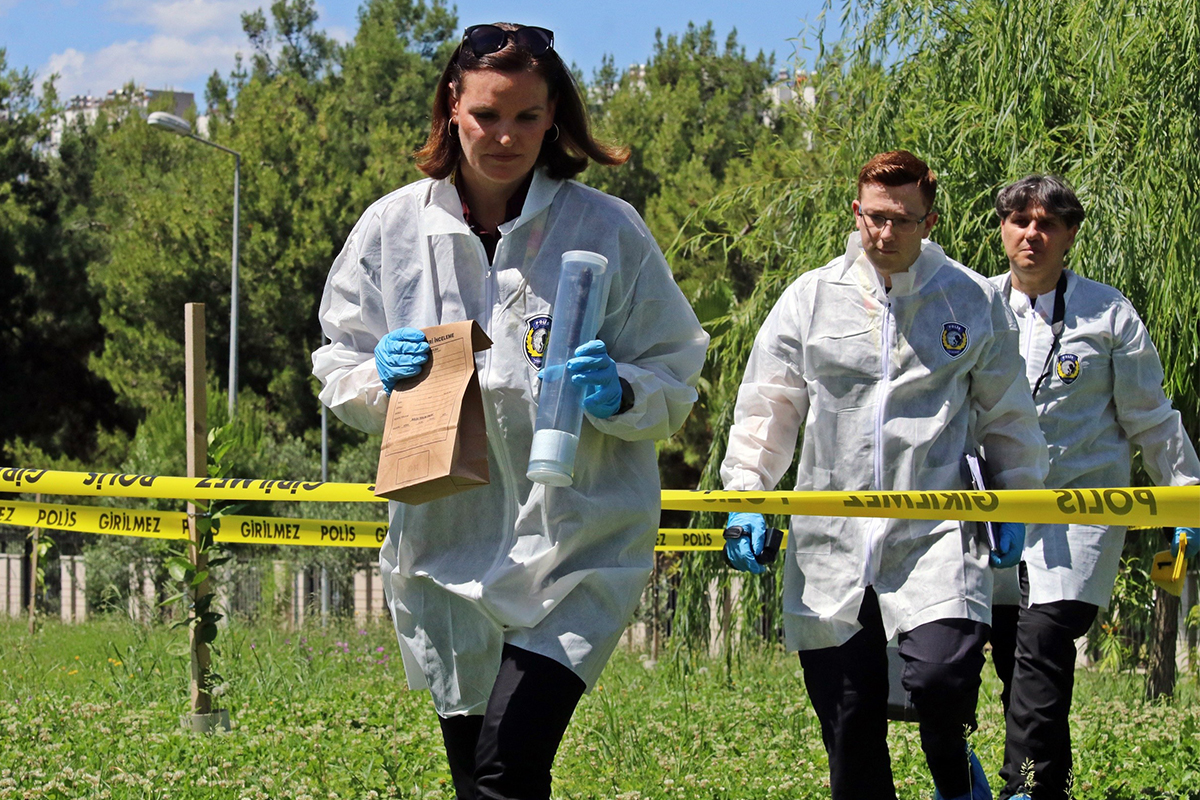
[325,24,353,45]
[107,0,262,37]
[37,0,352,100]
[43,34,241,99]
[37,0,263,99]
[42,48,88,91]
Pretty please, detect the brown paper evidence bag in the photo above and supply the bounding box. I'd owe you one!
[374,320,493,504]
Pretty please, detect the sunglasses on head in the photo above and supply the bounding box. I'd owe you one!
[461,24,555,58]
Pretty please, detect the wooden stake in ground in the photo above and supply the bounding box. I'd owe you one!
[184,303,213,717]
[27,493,40,636]
[652,552,660,660]
[1147,527,1180,700]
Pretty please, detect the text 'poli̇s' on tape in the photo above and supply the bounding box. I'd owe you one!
[655,529,791,551]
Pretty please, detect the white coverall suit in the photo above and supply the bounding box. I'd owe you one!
[312,169,708,717]
[989,269,1200,608]
[988,268,1200,799]
[721,235,1048,651]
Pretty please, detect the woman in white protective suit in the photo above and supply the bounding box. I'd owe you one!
[311,22,708,800]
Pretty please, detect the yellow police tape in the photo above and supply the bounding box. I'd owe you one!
[0,500,388,549]
[0,496,690,550]
[0,497,712,551]
[658,526,1154,551]
[0,499,1176,552]
[661,487,1199,527]
[0,468,379,503]
[657,529,738,551]
[1,468,1197,526]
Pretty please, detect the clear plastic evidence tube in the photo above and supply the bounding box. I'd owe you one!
[527,250,611,487]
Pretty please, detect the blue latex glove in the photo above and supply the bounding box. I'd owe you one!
[1173,527,1200,560]
[374,328,430,393]
[724,512,767,574]
[567,339,622,419]
[990,522,1025,569]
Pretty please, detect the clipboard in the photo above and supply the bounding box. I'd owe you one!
[961,450,999,551]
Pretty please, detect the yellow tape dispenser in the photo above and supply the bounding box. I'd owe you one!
[1151,529,1188,597]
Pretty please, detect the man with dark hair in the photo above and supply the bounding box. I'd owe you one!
[721,151,1048,800]
[989,175,1200,800]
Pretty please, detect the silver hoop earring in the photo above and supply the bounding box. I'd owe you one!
[447,118,457,137]
[546,123,560,143]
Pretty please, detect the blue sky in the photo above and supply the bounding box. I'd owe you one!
[0,0,841,102]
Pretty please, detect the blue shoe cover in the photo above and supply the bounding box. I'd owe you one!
[933,750,992,800]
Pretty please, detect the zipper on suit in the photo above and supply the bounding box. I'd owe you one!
[865,297,894,585]
[1023,312,1036,371]
[477,236,518,592]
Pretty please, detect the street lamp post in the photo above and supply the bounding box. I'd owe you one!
[148,111,242,420]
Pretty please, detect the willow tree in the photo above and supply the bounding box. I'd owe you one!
[666,0,1200,654]
[89,0,455,436]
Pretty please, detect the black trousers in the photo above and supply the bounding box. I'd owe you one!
[798,587,990,800]
[437,644,586,800]
[990,604,1020,713]
[991,596,1098,800]
[991,563,1031,717]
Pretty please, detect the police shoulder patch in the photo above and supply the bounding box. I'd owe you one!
[524,315,552,370]
[1055,353,1081,384]
[941,322,969,358]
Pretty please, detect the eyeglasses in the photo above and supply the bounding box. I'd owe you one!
[461,24,555,59]
[856,208,930,235]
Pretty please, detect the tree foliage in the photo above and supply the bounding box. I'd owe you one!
[583,23,785,490]
[241,0,339,82]
[585,22,781,296]
[0,50,124,461]
[3,11,775,477]
[86,0,455,441]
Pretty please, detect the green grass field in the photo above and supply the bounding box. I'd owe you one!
[1,618,1198,799]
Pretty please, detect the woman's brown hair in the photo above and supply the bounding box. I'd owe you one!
[414,23,629,180]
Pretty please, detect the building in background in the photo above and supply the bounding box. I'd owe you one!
[765,68,818,150]
[48,87,203,152]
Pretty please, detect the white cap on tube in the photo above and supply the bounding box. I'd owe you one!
[526,429,579,487]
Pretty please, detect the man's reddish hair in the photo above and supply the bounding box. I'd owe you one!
[857,150,937,211]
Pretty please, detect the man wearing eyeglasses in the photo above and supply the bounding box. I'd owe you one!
[720,151,1048,800]
[987,176,1200,800]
